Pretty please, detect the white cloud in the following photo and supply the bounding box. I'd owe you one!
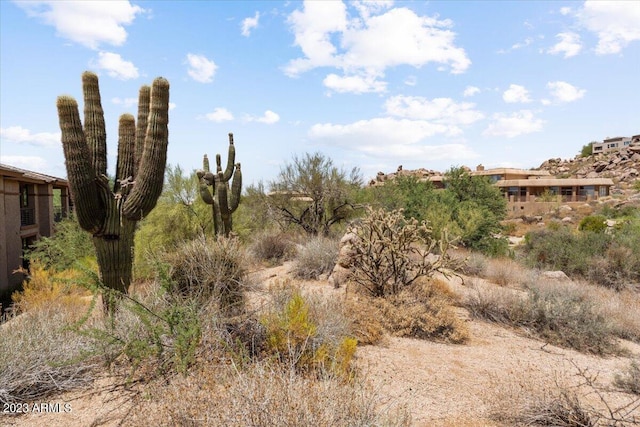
[0,126,60,147]
[15,0,144,50]
[546,81,586,103]
[547,32,582,58]
[309,117,477,161]
[169,103,177,110]
[559,7,572,16]
[186,53,217,83]
[0,155,49,171]
[577,1,640,54]
[284,1,470,94]
[404,76,417,86]
[498,37,533,54]
[247,110,280,124]
[91,51,139,80]
[463,86,480,97]
[502,84,532,103]
[483,110,544,138]
[241,11,260,37]
[384,95,484,133]
[323,73,387,94]
[205,108,234,122]
[111,97,137,108]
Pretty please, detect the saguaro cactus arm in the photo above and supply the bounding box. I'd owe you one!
[134,85,150,173]
[230,163,242,211]
[81,72,107,178]
[122,77,170,220]
[114,114,136,195]
[223,133,235,181]
[56,96,104,234]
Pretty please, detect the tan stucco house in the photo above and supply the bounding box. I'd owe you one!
[0,164,70,302]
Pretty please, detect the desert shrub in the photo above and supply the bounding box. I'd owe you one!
[578,215,607,233]
[615,359,640,395]
[11,260,94,315]
[164,235,247,313]
[73,277,204,377]
[249,230,297,264]
[372,278,469,343]
[291,236,339,280]
[465,280,619,355]
[0,307,97,404]
[343,296,385,345]
[523,227,611,277]
[25,214,95,271]
[348,208,452,297]
[260,290,356,378]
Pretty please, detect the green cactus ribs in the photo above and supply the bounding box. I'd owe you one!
[57,71,170,313]
[197,133,243,237]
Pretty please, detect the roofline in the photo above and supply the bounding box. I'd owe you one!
[0,163,68,186]
[470,168,551,176]
[495,178,614,187]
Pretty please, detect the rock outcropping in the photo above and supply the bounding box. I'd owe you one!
[538,146,640,191]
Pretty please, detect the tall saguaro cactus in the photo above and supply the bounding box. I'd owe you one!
[197,133,242,237]
[57,71,169,309]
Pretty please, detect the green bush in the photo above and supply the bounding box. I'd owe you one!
[363,170,508,257]
[26,215,95,271]
[578,215,607,233]
[523,227,611,277]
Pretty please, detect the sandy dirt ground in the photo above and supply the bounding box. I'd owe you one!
[4,263,639,426]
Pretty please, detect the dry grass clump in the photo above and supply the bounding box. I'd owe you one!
[615,359,640,395]
[0,307,98,405]
[371,278,469,344]
[248,230,297,264]
[164,235,247,313]
[459,251,488,276]
[129,361,411,427]
[507,390,597,426]
[344,296,386,346]
[482,256,529,287]
[489,365,640,427]
[589,286,640,343]
[465,278,619,355]
[291,235,339,280]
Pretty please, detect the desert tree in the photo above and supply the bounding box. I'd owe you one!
[268,152,362,236]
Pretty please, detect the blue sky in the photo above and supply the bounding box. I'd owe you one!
[1,1,638,187]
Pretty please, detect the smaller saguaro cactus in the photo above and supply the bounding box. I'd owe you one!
[197,133,242,237]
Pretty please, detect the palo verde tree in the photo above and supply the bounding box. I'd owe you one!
[268,152,362,236]
[196,133,242,237]
[56,71,169,310]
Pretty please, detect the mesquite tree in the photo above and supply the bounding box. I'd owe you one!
[56,71,169,310]
[197,133,242,237]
